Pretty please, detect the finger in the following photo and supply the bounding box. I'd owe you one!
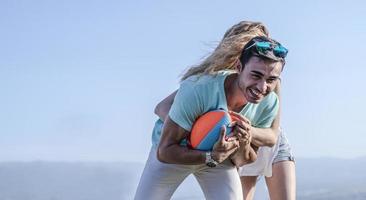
[225,139,240,149]
[233,127,250,145]
[236,120,251,131]
[219,125,226,144]
[230,114,240,122]
[238,127,250,140]
[228,121,237,128]
[226,136,239,142]
[215,143,236,155]
[234,125,247,134]
[229,111,251,124]
[233,126,249,139]
[226,145,239,156]
[244,144,250,160]
[232,139,240,148]
[230,111,250,123]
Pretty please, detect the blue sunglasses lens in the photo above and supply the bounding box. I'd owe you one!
[248,40,288,59]
[256,42,271,53]
[273,45,288,58]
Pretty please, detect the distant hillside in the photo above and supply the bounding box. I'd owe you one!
[0,161,143,200]
[0,157,365,200]
[296,157,366,200]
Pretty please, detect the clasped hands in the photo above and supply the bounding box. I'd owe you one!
[211,111,258,167]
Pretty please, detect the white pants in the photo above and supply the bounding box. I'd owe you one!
[134,147,243,200]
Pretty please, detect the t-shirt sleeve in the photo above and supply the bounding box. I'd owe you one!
[255,93,279,128]
[168,83,203,132]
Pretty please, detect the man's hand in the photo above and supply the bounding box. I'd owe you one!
[211,126,239,163]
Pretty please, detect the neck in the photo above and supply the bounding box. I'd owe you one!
[224,73,248,112]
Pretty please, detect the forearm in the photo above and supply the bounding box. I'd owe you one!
[157,144,206,164]
[250,127,279,147]
[158,117,238,165]
[251,81,281,147]
[157,116,206,164]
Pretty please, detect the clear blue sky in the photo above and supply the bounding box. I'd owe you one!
[1,0,365,162]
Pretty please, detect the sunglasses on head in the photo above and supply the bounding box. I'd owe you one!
[245,41,288,58]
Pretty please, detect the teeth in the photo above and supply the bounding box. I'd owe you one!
[249,89,261,98]
[250,89,259,96]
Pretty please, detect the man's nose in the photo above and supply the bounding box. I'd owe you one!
[257,80,268,93]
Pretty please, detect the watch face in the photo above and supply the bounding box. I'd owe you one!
[206,161,217,168]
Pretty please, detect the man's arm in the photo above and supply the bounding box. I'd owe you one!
[155,81,281,148]
[158,116,239,164]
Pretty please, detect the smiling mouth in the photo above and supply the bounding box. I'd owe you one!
[249,88,262,100]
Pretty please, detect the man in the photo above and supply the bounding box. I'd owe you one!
[135,36,288,200]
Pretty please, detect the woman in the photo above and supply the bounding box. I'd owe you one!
[154,21,296,200]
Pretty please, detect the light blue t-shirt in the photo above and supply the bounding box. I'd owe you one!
[151,71,279,148]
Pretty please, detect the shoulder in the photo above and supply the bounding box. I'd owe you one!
[249,92,279,114]
[261,92,279,105]
[181,70,235,88]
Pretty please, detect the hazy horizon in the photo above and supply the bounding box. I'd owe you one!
[2,154,366,163]
[1,157,366,200]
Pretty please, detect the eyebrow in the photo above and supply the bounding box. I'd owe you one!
[251,70,279,79]
[251,71,264,76]
[251,70,264,76]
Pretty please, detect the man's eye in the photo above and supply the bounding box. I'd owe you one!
[252,74,260,79]
[267,79,275,84]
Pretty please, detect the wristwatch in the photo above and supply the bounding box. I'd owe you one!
[205,151,219,168]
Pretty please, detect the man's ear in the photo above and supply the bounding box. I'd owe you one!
[236,60,243,72]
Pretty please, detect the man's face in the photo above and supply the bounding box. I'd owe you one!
[237,56,282,104]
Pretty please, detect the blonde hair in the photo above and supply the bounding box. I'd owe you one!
[181,21,269,81]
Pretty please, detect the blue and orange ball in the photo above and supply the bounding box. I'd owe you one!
[189,110,237,151]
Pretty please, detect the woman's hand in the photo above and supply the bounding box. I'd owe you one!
[229,111,252,158]
[228,111,258,167]
[211,126,240,163]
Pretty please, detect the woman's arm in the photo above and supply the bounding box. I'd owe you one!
[230,143,258,167]
[154,90,177,121]
[250,80,281,147]
[229,81,281,167]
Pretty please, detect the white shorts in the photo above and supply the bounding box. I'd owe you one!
[238,128,294,177]
[134,147,243,200]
